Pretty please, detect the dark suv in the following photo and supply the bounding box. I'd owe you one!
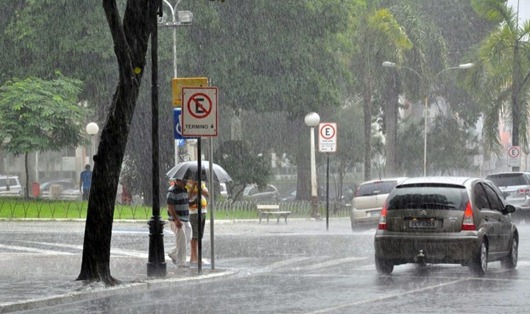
[486,172,530,216]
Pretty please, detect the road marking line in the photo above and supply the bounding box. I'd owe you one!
[305,278,468,314]
[0,244,74,255]
[8,241,149,258]
[293,256,368,271]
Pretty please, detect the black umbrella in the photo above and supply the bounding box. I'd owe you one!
[166,160,232,183]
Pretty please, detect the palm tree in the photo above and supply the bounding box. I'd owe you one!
[466,0,530,170]
[349,1,412,180]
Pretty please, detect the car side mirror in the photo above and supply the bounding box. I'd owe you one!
[504,204,516,215]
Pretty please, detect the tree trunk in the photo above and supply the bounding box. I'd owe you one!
[296,119,311,202]
[362,76,372,181]
[384,72,399,177]
[77,0,152,285]
[511,39,521,171]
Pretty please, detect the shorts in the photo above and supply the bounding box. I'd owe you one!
[190,213,206,240]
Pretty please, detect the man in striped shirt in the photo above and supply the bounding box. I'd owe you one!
[167,178,191,267]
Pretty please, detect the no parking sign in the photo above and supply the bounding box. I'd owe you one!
[318,123,337,152]
[181,87,218,137]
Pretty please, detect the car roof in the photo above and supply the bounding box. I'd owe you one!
[0,175,19,179]
[486,172,530,177]
[359,177,408,185]
[398,176,475,187]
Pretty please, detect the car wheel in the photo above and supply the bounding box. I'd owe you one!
[501,236,518,269]
[375,257,394,275]
[469,240,488,277]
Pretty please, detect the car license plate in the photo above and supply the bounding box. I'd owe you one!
[409,219,437,229]
[369,211,380,217]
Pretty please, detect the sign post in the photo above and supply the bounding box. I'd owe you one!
[318,123,337,231]
[181,86,218,274]
[508,146,521,168]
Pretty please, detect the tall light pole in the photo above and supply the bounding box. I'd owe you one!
[85,122,99,165]
[159,0,193,165]
[305,112,320,218]
[147,0,166,278]
[382,61,474,176]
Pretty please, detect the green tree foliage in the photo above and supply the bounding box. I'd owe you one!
[215,140,271,200]
[428,115,479,175]
[178,0,358,200]
[381,0,484,176]
[0,74,87,197]
[349,1,413,180]
[465,0,530,164]
[183,0,354,115]
[326,100,364,200]
[3,0,115,103]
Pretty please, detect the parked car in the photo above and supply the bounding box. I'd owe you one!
[350,177,406,228]
[374,176,518,276]
[0,175,22,197]
[219,182,229,198]
[485,172,530,217]
[243,184,279,202]
[280,189,296,202]
[39,179,81,201]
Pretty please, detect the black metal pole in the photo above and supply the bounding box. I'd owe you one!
[326,153,329,231]
[197,139,203,275]
[147,0,166,278]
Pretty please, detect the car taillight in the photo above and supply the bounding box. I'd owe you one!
[378,202,388,230]
[517,188,530,195]
[461,202,475,231]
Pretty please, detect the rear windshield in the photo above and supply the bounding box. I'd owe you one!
[387,185,468,211]
[486,174,529,187]
[356,180,398,197]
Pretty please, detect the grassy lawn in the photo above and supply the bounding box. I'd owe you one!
[0,197,347,220]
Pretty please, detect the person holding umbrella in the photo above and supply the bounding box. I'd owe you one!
[187,178,209,265]
[166,178,191,268]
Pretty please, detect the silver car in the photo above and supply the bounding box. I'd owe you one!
[486,172,530,216]
[374,176,518,276]
[39,179,81,201]
[0,175,22,197]
[350,177,406,228]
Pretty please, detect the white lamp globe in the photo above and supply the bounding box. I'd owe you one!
[304,112,320,127]
[86,122,99,135]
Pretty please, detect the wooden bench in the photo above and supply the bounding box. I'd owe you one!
[257,204,291,224]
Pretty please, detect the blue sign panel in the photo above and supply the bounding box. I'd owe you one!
[173,108,184,140]
[174,108,197,141]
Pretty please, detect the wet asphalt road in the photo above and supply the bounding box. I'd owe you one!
[2,218,530,313]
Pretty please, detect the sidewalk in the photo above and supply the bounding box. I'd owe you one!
[0,242,231,313]
[0,218,348,313]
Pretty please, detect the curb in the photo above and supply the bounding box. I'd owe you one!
[0,270,235,313]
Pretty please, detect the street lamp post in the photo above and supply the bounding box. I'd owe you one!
[159,0,193,165]
[382,61,474,176]
[305,112,320,218]
[85,122,99,164]
[147,0,166,278]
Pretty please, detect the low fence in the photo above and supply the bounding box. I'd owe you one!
[0,198,350,220]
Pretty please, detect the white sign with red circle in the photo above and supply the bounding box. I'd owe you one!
[318,122,337,152]
[182,87,218,137]
[508,145,521,167]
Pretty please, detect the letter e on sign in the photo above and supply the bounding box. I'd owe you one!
[318,123,337,153]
